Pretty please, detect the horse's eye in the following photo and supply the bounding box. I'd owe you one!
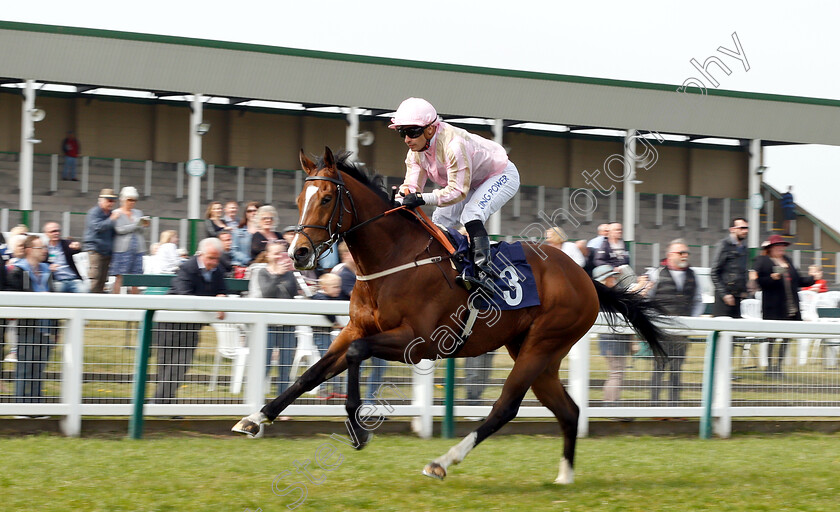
[321,196,332,205]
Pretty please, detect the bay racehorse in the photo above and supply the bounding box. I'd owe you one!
[233,147,668,484]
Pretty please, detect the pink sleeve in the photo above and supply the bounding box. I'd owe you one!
[400,153,427,194]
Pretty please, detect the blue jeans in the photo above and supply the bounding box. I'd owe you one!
[14,319,57,402]
[266,326,296,395]
[364,357,388,403]
[53,279,84,293]
[313,328,344,394]
[62,156,77,180]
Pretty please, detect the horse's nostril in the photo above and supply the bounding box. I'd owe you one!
[294,247,310,260]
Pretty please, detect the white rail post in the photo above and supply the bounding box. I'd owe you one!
[206,164,215,201]
[1,208,8,232]
[411,363,435,439]
[81,156,89,194]
[62,211,71,237]
[568,330,591,437]
[60,309,85,437]
[712,332,733,439]
[655,193,663,226]
[176,162,184,199]
[265,168,273,205]
[701,196,708,229]
[237,166,245,203]
[246,318,269,413]
[150,216,160,246]
[678,194,686,227]
[113,158,121,192]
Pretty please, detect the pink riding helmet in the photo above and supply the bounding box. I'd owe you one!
[388,97,440,128]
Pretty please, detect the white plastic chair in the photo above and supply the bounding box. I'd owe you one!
[739,299,768,368]
[797,290,819,365]
[816,293,839,309]
[290,326,321,395]
[208,323,249,394]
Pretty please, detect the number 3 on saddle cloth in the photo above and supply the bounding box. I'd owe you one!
[444,227,541,311]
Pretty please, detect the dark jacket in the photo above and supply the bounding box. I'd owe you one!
[250,231,283,259]
[755,255,814,320]
[83,205,115,255]
[593,239,630,268]
[711,236,748,300]
[169,256,228,296]
[48,239,83,280]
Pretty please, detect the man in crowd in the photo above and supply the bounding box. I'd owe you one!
[223,201,239,229]
[593,222,630,269]
[153,238,227,403]
[711,217,749,318]
[646,239,704,405]
[83,189,118,293]
[43,222,84,293]
[61,131,80,181]
[217,230,234,277]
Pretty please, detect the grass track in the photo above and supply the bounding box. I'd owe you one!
[1,432,839,511]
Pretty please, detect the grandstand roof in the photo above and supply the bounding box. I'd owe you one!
[1,21,839,146]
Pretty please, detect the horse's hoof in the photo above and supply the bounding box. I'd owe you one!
[422,462,446,480]
[231,413,269,437]
[354,430,373,451]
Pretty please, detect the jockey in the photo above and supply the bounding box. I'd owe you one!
[390,97,521,291]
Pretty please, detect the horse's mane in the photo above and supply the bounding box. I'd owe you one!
[316,150,390,203]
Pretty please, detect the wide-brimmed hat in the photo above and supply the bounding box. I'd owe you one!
[592,265,619,283]
[765,234,790,248]
[99,188,118,199]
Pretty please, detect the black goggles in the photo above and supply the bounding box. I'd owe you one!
[397,125,428,139]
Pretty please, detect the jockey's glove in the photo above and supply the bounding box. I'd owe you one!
[401,192,426,209]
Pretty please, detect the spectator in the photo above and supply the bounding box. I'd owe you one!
[545,226,585,267]
[43,221,83,293]
[587,223,609,251]
[0,232,7,362]
[223,201,239,229]
[755,235,814,379]
[249,240,298,395]
[83,188,118,293]
[711,217,749,318]
[747,269,760,299]
[646,239,703,405]
[218,231,234,277]
[592,265,632,414]
[204,201,229,238]
[781,186,796,236]
[594,222,630,269]
[153,238,227,403]
[803,265,828,293]
[109,186,149,294]
[311,273,346,399]
[8,234,27,265]
[232,201,261,267]
[61,131,80,181]
[251,205,282,260]
[331,242,356,301]
[7,235,58,409]
[153,230,181,274]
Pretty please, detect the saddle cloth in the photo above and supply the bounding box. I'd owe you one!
[444,227,541,311]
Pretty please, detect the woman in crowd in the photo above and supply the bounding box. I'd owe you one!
[250,205,282,260]
[232,201,261,267]
[545,226,585,267]
[204,201,229,238]
[154,230,181,274]
[248,240,298,395]
[756,235,814,379]
[109,186,149,293]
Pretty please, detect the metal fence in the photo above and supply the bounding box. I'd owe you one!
[1,293,840,439]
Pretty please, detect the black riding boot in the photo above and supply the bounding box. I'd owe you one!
[463,235,497,293]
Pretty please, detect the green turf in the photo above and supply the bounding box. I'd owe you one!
[1,433,838,511]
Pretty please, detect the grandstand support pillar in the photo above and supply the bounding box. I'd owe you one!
[623,130,637,263]
[19,79,36,217]
[747,139,762,251]
[188,94,204,252]
[488,119,504,236]
[345,106,360,161]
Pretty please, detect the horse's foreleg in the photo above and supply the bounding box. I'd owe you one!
[530,369,579,484]
[231,326,357,437]
[423,350,548,480]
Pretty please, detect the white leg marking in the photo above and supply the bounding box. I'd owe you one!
[289,185,319,256]
[434,432,477,471]
[554,457,574,484]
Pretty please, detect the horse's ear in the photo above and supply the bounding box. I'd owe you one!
[300,149,317,176]
[323,146,335,169]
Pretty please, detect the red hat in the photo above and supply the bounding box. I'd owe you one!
[765,234,790,247]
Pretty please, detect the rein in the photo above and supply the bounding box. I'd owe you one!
[295,170,457,281]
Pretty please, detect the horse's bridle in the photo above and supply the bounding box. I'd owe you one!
[291,171,358,258]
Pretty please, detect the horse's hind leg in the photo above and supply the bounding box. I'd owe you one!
[530,368,579,484]
[423,351,548,480]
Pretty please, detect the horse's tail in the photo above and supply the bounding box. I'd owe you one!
[592,279,671,361]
